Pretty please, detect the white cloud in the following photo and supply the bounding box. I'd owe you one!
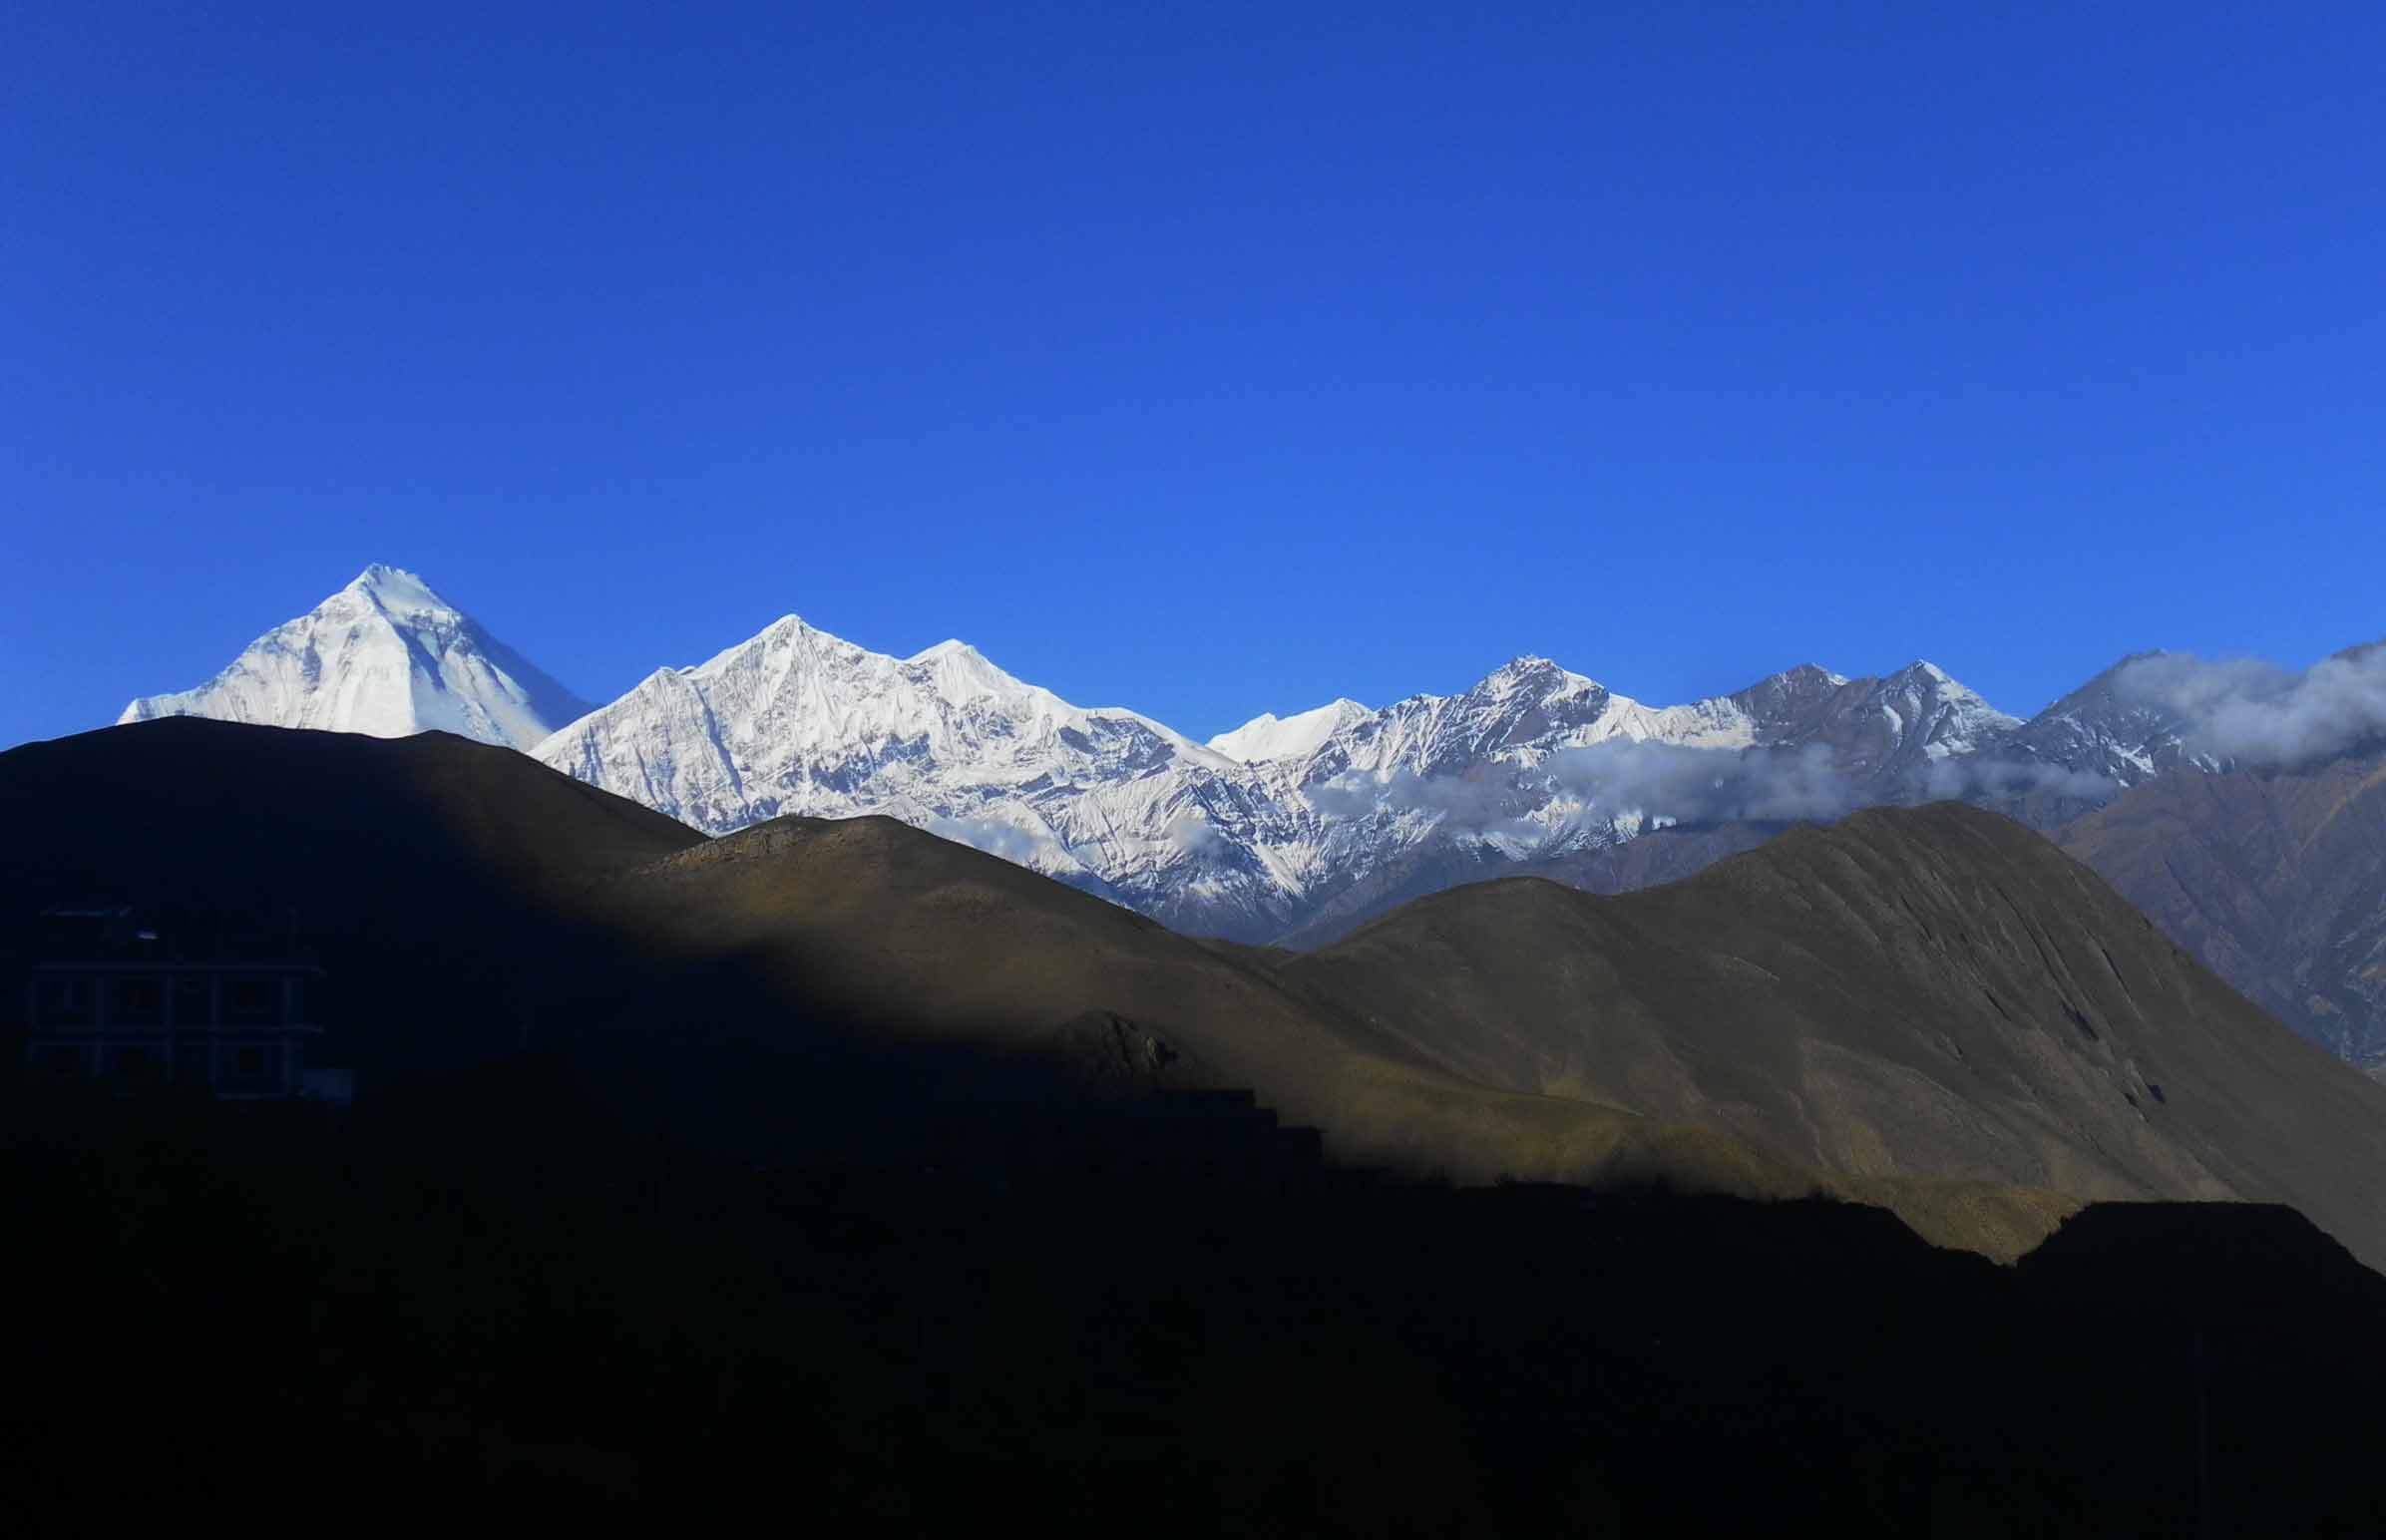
[2115,646,2386,770]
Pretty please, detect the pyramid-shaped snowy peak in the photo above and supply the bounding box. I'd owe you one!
[119,566,593,749]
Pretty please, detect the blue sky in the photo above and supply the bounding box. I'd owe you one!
[5,1,2381,748]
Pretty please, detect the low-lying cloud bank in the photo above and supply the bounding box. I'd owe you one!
[1545,742,1877,824]
[1916,756,2119,803]
[2114,644,2386,770]
[1306,745,1874,835]
[927,810,1084,873]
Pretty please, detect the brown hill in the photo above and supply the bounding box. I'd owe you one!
[1284,802,2386,1268]
[1271,820,1786,951]
[1284,746,2386,1083]
[585,814,1812,1196]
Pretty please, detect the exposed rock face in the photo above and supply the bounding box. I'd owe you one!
[2003,652,2207,790]
[1050,1009,1196,1094]
[1720,659,2022,780]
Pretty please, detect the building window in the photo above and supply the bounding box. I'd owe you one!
[41,1045,86,1080]
[173,1042,212,1086]
[225,1043,280,1088]
[109,1045,160,1083]
[37,976,92,1026]
[226,978,274,1023]
[114,976,163,1023]
[173,975,212,1026]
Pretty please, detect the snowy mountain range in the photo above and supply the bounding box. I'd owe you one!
[114,565,2216,943]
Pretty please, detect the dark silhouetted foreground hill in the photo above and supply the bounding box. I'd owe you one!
[5,1093,2382,1537]
[0,718,700,1080]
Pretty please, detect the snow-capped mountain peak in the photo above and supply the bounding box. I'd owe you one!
[120,566,592,749]
[1206,699,1373,764]
[1868,661,2024,761]
[1483,654,1602,701]
[346,563,450,619]
[2002,650,2206,787]
[905,636,1049,709]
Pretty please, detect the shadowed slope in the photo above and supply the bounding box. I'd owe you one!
[1,717,698,899]
[0,718,702,1078]
[16,1095,2386,1534]
[1288,802,2386,1268]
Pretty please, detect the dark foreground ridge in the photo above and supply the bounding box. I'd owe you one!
[8,1083,2385,1536]
[9,721,2386,1531]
